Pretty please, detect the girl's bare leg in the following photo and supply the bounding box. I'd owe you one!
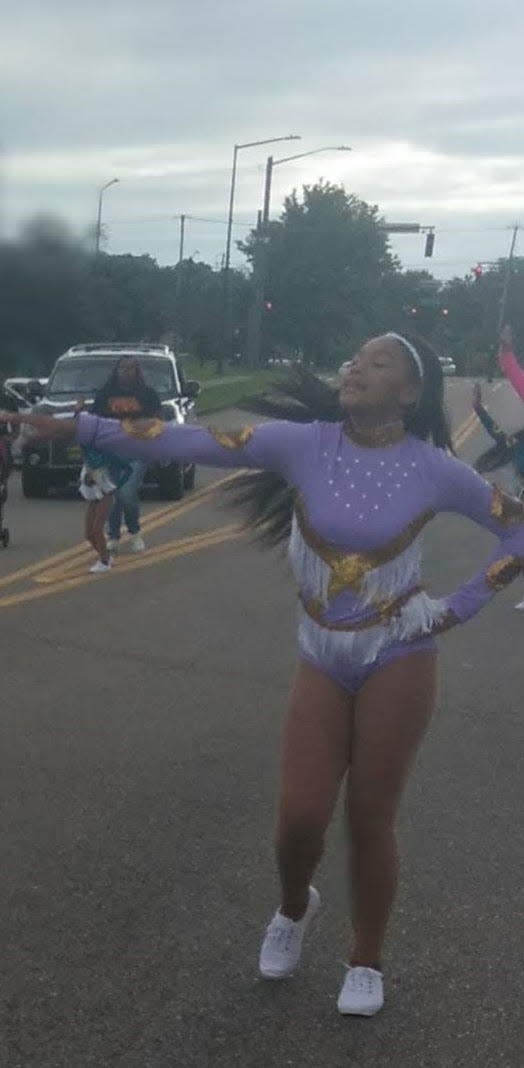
[85,501,97,553]
[93,494,114,562]
[86,495,113,562]
[346,650,437,967]
[276,660,354,920]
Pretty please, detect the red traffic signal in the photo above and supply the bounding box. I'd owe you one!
[472,264,483,280]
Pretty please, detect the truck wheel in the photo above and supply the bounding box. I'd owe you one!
[158,463,184,501]
[22,467,49,499]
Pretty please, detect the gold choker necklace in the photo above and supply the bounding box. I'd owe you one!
[344,420,406,448]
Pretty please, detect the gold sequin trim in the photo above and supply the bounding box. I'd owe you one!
[300,585,423,631]
[485,555,524,591]
[121,418,166,440]
[294,495,434,600]
[209,426,254,450]
[489,485,524,526]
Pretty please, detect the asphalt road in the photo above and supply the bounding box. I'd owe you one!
[1,385,523,1067]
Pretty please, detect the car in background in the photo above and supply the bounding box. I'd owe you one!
[4,377,48,405]
[21,343,200,500]
[439,356,457,376]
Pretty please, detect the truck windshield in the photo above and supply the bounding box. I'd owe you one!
[47,357,176,398]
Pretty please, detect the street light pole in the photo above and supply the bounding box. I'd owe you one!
[178,213,186,263]
[95,178,119,255]
[220,134,301,374]
[262,145,351,226]
[247,146,352,368]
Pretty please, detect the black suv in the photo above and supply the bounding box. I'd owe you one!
[22,343,200,499]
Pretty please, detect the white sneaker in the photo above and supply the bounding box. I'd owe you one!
[130,534,146,552]
[259,886,320,979]
[106,538,120,553]
[337,965,384,1016]
[514,599,524,610]
[89,557,113,574]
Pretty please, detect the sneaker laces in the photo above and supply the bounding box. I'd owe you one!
[266,917,297,953]
[346,966,380,994]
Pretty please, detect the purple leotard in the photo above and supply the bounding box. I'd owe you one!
[77,413,524,692]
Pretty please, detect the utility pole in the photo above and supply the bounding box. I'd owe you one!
[176,214,187,349]
[178,213,186,263]
[246,146,351,368]
[220,134,300,374]
[484,223,520,381]
[95,178,119,255]
[497,223,519,334]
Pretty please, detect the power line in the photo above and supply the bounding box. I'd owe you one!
[106,214,251,229]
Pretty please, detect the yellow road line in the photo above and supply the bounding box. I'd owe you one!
[0,472,239,590]
[0,525,242,610]
[453,411,479,451]
[34,523,240,583]
[33,485,221,584]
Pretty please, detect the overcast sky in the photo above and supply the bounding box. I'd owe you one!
[2,0,524,278]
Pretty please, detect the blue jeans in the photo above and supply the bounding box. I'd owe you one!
[108,460,148,539]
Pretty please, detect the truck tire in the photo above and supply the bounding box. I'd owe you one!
[158,463,184,501]
[22,466,49,499]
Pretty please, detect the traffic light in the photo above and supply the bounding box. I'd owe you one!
[424,231,435,258]
[472,264,483,280]
[264,301,273,311]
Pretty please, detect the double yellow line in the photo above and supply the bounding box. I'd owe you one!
[0,473,242,610]
[453,411,479,451]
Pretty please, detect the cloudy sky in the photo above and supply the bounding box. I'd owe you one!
[3,0,524,278]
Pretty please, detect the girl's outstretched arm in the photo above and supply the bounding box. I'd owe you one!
[73,411,316,481]
[0,410,77,440]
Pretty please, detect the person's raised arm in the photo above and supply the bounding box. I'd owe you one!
[498,324,524,401]
[472,382,507,445]
[75,411,317,482]
[0,410,77,440]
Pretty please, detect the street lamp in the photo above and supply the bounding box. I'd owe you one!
[262,145,352,224]
[246,146,352,368]
[224,135,301,277]
[95,177,119,254]
[220,134,301,372]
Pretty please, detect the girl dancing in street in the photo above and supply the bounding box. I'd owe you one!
[4,330,524,1017]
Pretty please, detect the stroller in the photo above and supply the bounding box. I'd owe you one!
[0,432,11,547]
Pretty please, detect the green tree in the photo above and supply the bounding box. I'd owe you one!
[240,181,399,366]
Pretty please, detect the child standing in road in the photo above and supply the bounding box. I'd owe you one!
[79,445,132,573]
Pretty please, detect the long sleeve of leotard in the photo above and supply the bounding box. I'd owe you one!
[434,449,524,623]
[75,411,314,484]
[473,401,507,445]
[499,343,524,401]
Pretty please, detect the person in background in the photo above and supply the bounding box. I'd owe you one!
[473,380,524,609]
[0,376,20,472]
[92,357,163,552]
[79,442,132,574]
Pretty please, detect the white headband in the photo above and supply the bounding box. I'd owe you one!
[386,332,424,381]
